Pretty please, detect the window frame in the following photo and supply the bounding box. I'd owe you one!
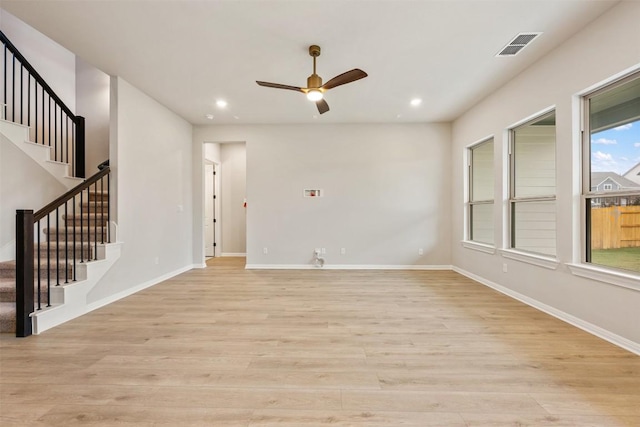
[508,110,557,257]
[582,71,640,271]
[467,137,495,246]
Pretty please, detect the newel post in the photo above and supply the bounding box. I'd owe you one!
[75,116,86,179]
[16,210,34,337]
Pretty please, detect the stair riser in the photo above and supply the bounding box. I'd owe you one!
[88,194,109,202]
[0,268,73,281]
[39,237,109,245]
[64,219,108,227]
[41,228,109,242]
[73,201,109,211]
[36,249,93,260]
[1,290,50,303]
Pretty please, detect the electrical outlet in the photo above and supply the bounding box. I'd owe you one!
[154,257,159,265]
[418,248,424,255]
[321,248,326,254]
[263,247,268,254]
[340,248,346,255]
[503,263,508,273]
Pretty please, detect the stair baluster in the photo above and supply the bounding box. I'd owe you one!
[1,30,85,178]
[13,166,110,337]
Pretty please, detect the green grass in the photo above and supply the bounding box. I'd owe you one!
[591,247,640,273]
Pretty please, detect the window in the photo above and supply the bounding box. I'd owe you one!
[509,111,556,256]
[468,138,494,245]
[584,72,640,274]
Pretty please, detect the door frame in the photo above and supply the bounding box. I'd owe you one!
[204,160,221,257]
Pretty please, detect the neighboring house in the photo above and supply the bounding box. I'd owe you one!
[624,161,640,186]
[591,171,640,192]
[590,171,640,206]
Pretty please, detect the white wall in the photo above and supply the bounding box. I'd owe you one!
[0,134,66,261]
[0,9,76,111]
[220,143,246,256]
[193,123,451,268]
[204,142,220,163]
[76,57,110,174]
[451,1,640,346]
[87,76,194,303]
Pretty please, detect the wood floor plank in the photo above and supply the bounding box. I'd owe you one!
[248,409,467,426]
[461,413,640,427]
[37,405,253,427]
[341,390,548,414]
[1,257,638,424]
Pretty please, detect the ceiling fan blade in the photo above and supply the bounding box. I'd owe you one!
[256,81,304,92]
[316,99,330,114]
[322,69,368,90]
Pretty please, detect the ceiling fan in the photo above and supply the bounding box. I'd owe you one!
[256,45,368,114]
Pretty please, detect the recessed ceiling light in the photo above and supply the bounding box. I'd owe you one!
[410,98,422,107]
[233,116,240,120]
[216,100,228,108]
[396,114,402,119]
[205,114,214,120]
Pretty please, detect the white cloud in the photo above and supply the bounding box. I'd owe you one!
[620,157,629,161]
[592,138,617,145]
[591,151,619,173]
[593,151,613,161]
[635,142,640,148]
[614,123,633,131]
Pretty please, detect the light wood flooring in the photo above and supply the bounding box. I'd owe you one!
[1,257,639,426]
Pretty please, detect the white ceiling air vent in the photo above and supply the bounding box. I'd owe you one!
[497,32,541,57]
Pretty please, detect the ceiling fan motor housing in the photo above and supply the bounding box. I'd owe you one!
[307,73,322,89]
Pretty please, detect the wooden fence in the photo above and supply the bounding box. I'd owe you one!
[591,206,640,250]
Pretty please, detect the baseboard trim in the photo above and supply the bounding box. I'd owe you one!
[86,264,196,312]
[246,264,453,270]
[221,253,246,257]
[452,266,640,356]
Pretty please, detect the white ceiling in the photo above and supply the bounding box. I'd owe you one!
[1,0,620,125]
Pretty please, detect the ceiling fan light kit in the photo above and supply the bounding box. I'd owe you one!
[256,44,368,114]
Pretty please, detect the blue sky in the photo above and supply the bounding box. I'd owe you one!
[591,120,640,175]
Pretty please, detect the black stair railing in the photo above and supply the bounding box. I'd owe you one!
[1,30,85,178]
[15,165,110,337]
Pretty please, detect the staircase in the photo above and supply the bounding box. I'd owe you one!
[1,29,121,336]
[0,190,109,334]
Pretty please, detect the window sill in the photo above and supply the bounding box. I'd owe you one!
[461,241,496,254]
[499,249,559,270]
[567,263,640,292]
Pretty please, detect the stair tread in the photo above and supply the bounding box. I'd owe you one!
[0,278,16,289]
[36,241,93,248]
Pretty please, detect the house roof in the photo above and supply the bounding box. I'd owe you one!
[591,172,640,189]
[623,161,640,177]
[1,0,620,125]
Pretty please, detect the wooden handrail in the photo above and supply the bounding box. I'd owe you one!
[0,30,77,121]
[34,166,110,221]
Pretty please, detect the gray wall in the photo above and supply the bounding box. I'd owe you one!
[451,1,640,346]
[76,57,110,174]
[87,76,194,303]
[193,123,452,267]
[0,134,66,261]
